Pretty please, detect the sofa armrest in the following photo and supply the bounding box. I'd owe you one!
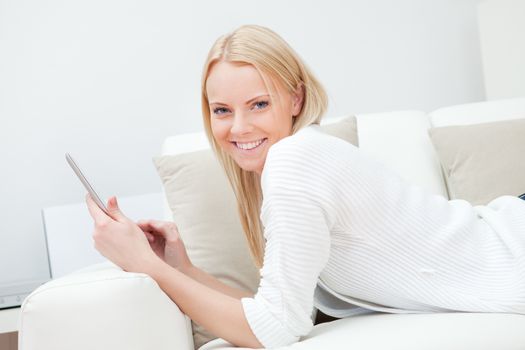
[18,262,194,350]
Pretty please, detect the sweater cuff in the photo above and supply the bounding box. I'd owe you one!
[241,296,300,349]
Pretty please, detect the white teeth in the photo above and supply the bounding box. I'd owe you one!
[235,139,265,150]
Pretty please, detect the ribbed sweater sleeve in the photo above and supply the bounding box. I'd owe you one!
[240,132,336,349]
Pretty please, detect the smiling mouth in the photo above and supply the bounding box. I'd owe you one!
[232,138,268,151]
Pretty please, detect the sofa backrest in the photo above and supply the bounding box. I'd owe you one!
[429,96,525,127]
[352,97,525,200]
[158,97,525,221]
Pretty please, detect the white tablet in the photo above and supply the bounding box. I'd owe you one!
[65,153,110,216]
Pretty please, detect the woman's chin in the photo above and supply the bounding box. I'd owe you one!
[237,160,263,174]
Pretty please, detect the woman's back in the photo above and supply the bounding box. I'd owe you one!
[254,123,525,334]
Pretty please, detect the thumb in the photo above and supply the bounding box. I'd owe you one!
[107,196,127,222]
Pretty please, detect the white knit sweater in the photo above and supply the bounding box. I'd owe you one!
[240,124,525,349]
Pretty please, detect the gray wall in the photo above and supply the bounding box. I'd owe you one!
[0,0,484,284]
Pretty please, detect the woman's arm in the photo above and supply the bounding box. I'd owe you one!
[182,264,255,300]
[84,197,262,348]
[149,261,263,349]
[136,219,255,300]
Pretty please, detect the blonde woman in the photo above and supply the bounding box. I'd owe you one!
[85,24,525,349]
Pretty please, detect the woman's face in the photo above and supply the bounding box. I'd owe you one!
[206,61,303,175]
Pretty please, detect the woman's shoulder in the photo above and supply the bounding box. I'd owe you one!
[260,124,348,225]
[267,124,357,159]
[262,124,358,184]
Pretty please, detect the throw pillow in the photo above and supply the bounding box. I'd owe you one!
[152,115,359,349]
[428,118,525,205]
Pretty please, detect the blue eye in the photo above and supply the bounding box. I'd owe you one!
[213,107,230,115]
[253,100,269,110]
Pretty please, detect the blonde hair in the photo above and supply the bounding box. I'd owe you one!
[201,24,328,269]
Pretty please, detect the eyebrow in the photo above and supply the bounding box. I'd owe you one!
[209,94,270,106]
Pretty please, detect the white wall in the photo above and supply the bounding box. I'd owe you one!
[478,0,525,100]
[0,0,484,284]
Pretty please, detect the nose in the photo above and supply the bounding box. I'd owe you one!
[230,112,253,136]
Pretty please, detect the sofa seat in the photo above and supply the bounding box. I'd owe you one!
[202,312,525,350]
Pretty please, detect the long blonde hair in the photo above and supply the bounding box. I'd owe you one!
[201,24,328,269]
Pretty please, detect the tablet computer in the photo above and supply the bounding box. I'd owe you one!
[65,152,109,216]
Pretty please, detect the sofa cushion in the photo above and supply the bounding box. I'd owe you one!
[152,115,358,349]
[428,118,525,205]
[355,110,448,198]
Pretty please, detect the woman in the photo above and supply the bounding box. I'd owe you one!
[85,24,525,349]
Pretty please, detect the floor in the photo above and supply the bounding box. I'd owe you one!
[0,332,17,350]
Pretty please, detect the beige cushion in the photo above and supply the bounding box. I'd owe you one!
[320,115,359,146]
[428,118,525,205]
[152,115,359,349]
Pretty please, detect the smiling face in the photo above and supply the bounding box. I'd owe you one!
[206,61,304,175]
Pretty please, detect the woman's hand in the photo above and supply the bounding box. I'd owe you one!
[136,219,194,274]
[85,194,162,275]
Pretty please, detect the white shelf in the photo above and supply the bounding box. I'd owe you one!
[0,308,19,334]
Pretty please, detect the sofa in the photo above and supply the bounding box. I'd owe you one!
[18,97,525,350]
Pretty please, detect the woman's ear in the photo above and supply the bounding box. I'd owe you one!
[291,83,305,117]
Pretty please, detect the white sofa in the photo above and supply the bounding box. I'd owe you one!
[18,97,525,350]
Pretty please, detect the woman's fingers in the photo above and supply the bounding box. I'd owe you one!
[144,231,155,242]
[105,196,129,223]
[136,220,157,232]
[136,219,176,238]
[85,193,112,226]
